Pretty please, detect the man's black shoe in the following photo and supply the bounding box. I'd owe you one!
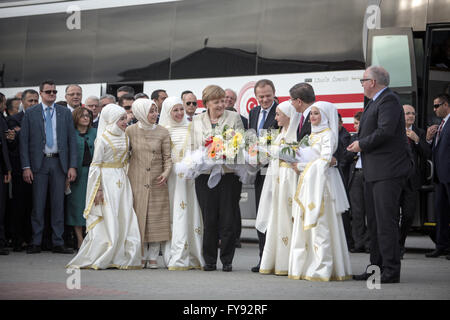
[222,264,232,272]
[350,247,365,253]
[27,245,41,254]
[352,272,372,281]
[425,248,446,258]
[52,246,74,254]
[381,275,400,284]
[204,264,217,271]
[251,264,260,273]
[446,254,450,260]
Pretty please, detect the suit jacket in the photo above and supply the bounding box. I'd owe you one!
[0,116,12,175]
[432,118,450,183]
[19,103,78,174]
[297,112,311,141]
[248,103,279,133]
[342,134,360,188]
[358,88,412,182]
[7,111,25,175]
[407,125,431,189]
[241,115,248,130]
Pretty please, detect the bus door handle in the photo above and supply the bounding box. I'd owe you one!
[426,160,433,181]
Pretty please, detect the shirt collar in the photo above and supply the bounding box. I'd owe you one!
[41,102,55,110]
[261,101,275,114]
[372,87,388,101]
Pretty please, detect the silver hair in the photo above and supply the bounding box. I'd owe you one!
[367,66,390,86]
[99,94,116,103]
[85,95,99,103]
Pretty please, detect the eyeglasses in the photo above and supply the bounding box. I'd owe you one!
[124,105,132,110]
[186,101,197,106]
[433,102,445,109]
[289,97,299,103]
[359,78,373,84]
[81,114,92,119]
[43,90,57,95]
[86,104,99,108]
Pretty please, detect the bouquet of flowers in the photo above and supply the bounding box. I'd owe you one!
[204,125,245,164]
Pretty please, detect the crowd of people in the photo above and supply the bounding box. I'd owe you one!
[0,65,449,284]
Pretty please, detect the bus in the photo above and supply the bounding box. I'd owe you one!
[0,0,449,239]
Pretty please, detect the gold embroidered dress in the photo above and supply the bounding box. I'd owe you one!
[257,101,300,276]
[159,97,205,270]
[66,104,142,270]
[288,101,351,281]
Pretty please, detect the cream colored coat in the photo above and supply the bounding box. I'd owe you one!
[190,109,244,174]
[126,124,172,249]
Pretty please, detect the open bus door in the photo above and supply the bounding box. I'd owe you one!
[367,26,450,241]
[421,24,450,242]
[366,27,428,234]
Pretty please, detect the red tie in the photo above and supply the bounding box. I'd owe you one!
[436,120,445,144]
[298,114,305,134]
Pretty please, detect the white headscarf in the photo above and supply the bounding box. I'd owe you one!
[275,100,301,143]
[96,103,126,144]
[132,98,157,130]
[159,96,188,128]
[310,101,339,153]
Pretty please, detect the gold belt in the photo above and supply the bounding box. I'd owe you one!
[91,162,126,168]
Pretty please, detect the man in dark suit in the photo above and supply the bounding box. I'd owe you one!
[289,83,315,142]
[348,66,412,283]
[248,79,278,272]
[0,92,12,255]
[20,80,78,254]
[425,93,450,259]
[6,89,39,251]
[400,104,431,258]
[342,112,369,253]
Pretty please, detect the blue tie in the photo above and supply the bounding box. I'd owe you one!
[258,110,267,133]
[45,107,54,148]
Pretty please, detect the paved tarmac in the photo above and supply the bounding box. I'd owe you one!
[0,231,449,301]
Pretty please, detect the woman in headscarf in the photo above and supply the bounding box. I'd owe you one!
[127,99,172,269]
[288,101,352,281]
[159,96,205,271]
[256,101,300,276]
[66,104,142,270]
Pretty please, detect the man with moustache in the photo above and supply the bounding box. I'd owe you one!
[65,85,82,112]
[182,91,198,122]
[248,79,278,272]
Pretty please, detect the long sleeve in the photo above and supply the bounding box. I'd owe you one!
[67,110,78,169]
[161,132,172,179]
[83,139,105,219]
[19,111,31,169]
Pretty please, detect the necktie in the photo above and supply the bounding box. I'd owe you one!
[45,107,54,148]
[258,110,267,133]
[436,120,445,145]
[298,113,305,134]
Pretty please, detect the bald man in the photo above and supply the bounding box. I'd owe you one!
[399,104,430,258]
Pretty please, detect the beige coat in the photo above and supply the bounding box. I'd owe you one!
[126,124,172,247]
[190,110,245,174]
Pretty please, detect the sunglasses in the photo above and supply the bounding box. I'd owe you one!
[433,102,445,109]
[43,90,58,95]
[186,101,197,106]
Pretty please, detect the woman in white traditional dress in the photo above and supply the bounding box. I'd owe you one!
[159,96,205,271]
[256,101,300,276]
[288,101,352,281]
[66,104,142,270]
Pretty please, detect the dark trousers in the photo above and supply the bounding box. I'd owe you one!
[349,170,370,250]
[399,181,418,248]
[195,173,241,266]
[11,174,33,246]
[254,171,266,260]
[31,157,66,247]
[0,178,6,245]
[364,177,405,278]
[435,182,450,250]
[235,182,242,243]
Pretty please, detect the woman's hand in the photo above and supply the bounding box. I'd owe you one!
[155,175,167,186]
[94,190,104,206]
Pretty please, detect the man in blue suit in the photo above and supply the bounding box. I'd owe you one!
[425,93,450,259]
[20,80,78,254]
